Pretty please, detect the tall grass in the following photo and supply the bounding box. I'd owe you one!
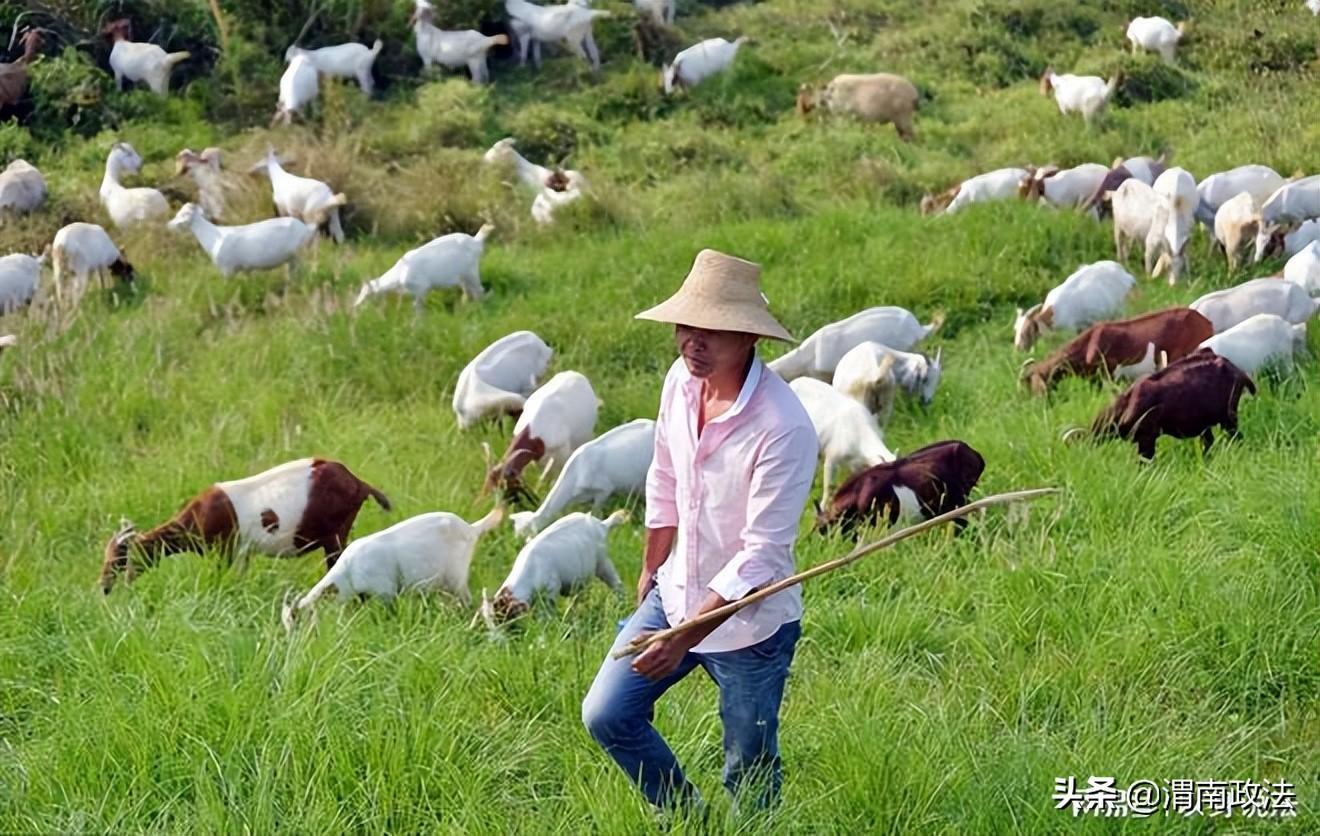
[2,0,1319,832]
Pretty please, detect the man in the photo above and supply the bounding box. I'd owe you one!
[581,248,819,810]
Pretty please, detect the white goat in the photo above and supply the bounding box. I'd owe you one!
[769,306,941,381]
[663,36,746,94]
[0,251,44,313]
[104,19,190,96]
[1014,261,1135,351]
[1195,164,1285,227]
[1023,163,1109,211]
[1126,17,1186,64]
[411,0,509,83]
[1119,154,1167,185]
[1190,277,1320,333]
[1198,314,1307,376]
[635,0,675,26]
[0,160,45,218]
[790,377,895,500]
[1214,192,1261,271]
[1257,219,1320,264]
[100,142,169,228]
[168,203,322,278]
[453,330,553,430]
[1110,178,1159,263]
[1145,166,1198,284]
[176,147,229,221]
[282,505,504,627]
[484,370,600,501]
[483,137,585,191]
[0,334,14,353]
[1255,176,1320,263]
[1284,242,1320,296]
[354,225,493,308]
[506,0,611,73]
[921,167,1030,215]
[50,223,134,303]
[477,509,627,624]
[285,39,382,95]
[249,149,346,243]
[1309,0,1320,15]
[531,171,587,225]
[831,341,943,423]
[509,419,654,540]
[274,53,319,126]
[1039,68,1121,125]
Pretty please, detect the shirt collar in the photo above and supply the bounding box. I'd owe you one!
[679,353,763,426]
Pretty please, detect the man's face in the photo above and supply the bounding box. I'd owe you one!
[674,325,758,379]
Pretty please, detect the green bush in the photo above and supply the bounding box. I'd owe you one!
[1115,56,1194,106]
[26,47,116,142]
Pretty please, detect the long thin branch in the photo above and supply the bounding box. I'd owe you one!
[611,487,1059,660]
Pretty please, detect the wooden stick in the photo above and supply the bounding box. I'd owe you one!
[611,487,1058,660]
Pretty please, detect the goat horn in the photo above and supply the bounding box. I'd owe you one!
[1060,427,1086,444]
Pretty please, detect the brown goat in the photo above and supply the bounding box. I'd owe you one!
[816,440,985,536]
[100,458,390,593]
[1021,307,1214,395]
[1066,349,1256,460]
[0,29,43,111]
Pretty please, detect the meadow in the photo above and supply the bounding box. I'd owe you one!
[1,0,1319,831]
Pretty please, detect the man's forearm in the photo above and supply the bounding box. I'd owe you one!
[642,526,676,576]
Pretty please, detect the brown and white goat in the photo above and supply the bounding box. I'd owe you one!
[100,458,390,593]
[0,29,42,113]
[815,440,985,536]
[1064,349,1255,460]
[481,370,599,504]
[1021,307,1214,394]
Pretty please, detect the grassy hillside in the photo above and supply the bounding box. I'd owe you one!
[2,0,1319,831]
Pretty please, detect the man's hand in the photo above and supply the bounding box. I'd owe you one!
[631,630,695,680]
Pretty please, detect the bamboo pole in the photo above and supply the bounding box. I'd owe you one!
[611,487,1059,660]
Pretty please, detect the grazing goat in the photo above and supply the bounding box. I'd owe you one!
[249,148,347,243]
[769,306,941,381]
[635,0,675,26]
[1126,17,1186,64]
[1021,163,1109,211]
[1191,277,1320,333]
[506,0,611,73]
[354,224,493,308]
[831,341,942,421]
[1083,152,1170,216]
[663,36,746,93]
[411,0,508,84]
[1198,314,1307,376]
[1255,175,1320,263]
[1195,165,1284,228]
[1284,242,1320,295]
[1014,261,1136,351]
[0,250,45,313]
[483,137,585,192]
[815,440,985,536]
[1066,349,1255,460]
[274,53,318,125]
[510,418,654,539]
[0,29,43,113]
[1039,67,1121,125]
[484,370,600,501]
[1020,307,1213,394]
[796,72,920,141]
[101,142,169,228]
[1110,178,1159,263]
[531,171,587,225]
[285,39,382,95]
[1214,192,1261,270]
[1145,167,1198,284]
[104,19,189,96]
[0,159,45,218]
[921,167,1029,215]
[51,223,134,303]
[453,330,554,430]
[790,377,896,501]
[476,510,627,625]
[176,147,228,221]
[282,505,504,626]
[101,458,391,593]
[168,203,324,278]
[1255,218,1320,264]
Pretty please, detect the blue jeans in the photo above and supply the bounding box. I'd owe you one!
[581,587,801,809]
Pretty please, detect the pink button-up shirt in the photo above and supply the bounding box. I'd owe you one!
[646,355,818,653]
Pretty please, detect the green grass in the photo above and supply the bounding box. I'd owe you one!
[2,0,1320,832]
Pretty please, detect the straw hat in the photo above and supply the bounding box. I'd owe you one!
[635,248,794,342]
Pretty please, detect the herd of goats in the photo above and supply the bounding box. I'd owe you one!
[1,3,1319,628]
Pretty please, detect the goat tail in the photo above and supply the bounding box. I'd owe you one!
[165,50,191,67]
[488,34,510,48]
[923,310,946,336]
[1105,71,1122,98]
[365,482,392,511]
[471,504,506,537]
[475,222,495,243]
[602,509,630,530]
[370,38,383,56]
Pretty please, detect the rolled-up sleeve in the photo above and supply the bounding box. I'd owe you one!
[708,422,818,601]
[644,377,679,529]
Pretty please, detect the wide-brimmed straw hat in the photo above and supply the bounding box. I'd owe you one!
[635,248,794,342]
